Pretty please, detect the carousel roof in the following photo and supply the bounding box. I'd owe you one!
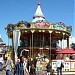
[5,3,72,39]
[32,2,45,22]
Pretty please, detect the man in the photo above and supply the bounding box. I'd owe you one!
[14,56,28,75]
[56,57,64,75]
[32,58,37,69]
[30,64,36,75]
[46,61,51,75]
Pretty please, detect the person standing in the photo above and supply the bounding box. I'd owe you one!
[14,56,28,75]
[32,58,37,69]
[30,64,36,75]
[56,57,64,75]
[5,57,13,75]
[27,56,32,74]
[46,61,51,75]
[23,57,29,75]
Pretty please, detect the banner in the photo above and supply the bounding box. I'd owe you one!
[13,30,20,52]
[13,30,20,62]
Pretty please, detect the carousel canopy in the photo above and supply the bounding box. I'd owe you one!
[57,48,75,54]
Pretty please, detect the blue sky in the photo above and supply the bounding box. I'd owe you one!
[0,0,74,45]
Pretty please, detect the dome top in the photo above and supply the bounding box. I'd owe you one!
[38,2,40,5]
[32,2,45,22]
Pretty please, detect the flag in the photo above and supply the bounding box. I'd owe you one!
[13,30,20,62]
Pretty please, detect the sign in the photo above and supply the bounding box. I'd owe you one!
[36,66,42,71]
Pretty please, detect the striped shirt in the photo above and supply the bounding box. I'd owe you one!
[14,62,24,75]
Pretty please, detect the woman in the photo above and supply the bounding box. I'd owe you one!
[56,57,64,75]
[5,57,13,75]
[14,56,28,75]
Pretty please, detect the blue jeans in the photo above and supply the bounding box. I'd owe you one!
[57,67,62,75]
[6,70,12,75]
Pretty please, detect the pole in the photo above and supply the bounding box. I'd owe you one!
[39,30,41,54]
[67,37,69,48]
[42,30,45,55]
[31,30,34,58]
[49,31,52,60]
[12,32,15,75]
[32,33,33,58]
[30,33,31,58]
[12,31,15,65]
[50,32,51,60]
[63,33,65,49]
[42,32,44,55]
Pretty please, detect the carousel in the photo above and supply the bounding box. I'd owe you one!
[5,3,72,60]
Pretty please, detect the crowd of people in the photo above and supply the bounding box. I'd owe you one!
[3,55,65,75]
[4,55,37,75]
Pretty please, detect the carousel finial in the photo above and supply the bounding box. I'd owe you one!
[38,2,40,5]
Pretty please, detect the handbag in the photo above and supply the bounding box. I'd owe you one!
[61,62,64,68]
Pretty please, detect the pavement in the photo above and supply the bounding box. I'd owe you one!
[0,70,75,75]
[0,70,47,75]
[0,70,6,75]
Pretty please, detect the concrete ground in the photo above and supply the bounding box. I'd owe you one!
[0,70,6,75]
[0,70,75,75]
